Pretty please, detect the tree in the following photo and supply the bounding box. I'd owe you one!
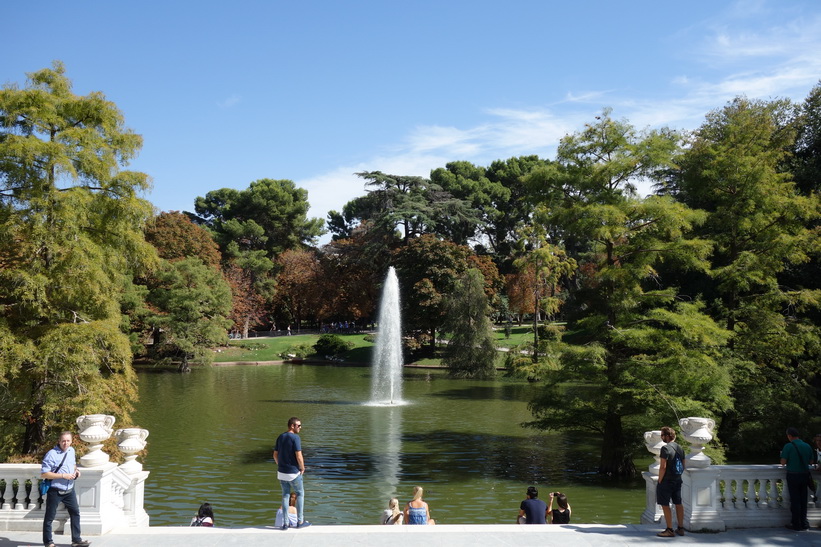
[524,110,731,476]
[272,249,325,331]
[512,224,576,362]
[674,97,821,452]
[0,62,155,455]
[792,81,821,196]
[194,179,324,256]
[394,235,500,351]
[442,269,498,378]
[147,258,232,372]
[330,171,479,246]
[193,180,322,336]
[431,156,550,271]
[144,211,221,268]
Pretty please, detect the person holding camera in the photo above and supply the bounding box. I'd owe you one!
[547,491,571,524]
[41,431,90,547]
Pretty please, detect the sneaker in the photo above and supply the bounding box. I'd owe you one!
[279,524,289,531]
[72,541,91,547]
[297,520,312,528]
[676,527,685,536]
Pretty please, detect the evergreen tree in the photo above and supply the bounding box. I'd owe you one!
[674,97,821,452]
[524,110,731,476]
[442,269,498,378]
[0,62,155,455]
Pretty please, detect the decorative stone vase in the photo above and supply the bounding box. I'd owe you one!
[115,428,149,474]
[76,414,116,467]
[679,416,715,469]
[644,430,664,475]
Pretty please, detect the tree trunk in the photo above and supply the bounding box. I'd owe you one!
[22,399,46,455]
[598,410,637,477]
[242,315,250,339]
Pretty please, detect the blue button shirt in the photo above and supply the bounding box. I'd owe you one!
[41,445,76,490]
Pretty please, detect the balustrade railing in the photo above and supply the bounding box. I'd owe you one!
[0,415,149,534]
[643,417,820,531]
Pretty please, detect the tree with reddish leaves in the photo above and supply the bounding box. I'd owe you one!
[394,234,500,351]
[144,211,221,268]
[272,249,325,332]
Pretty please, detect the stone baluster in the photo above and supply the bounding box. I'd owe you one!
[678,417,715,469]
[115,428,149,474]
[77,414,116,467]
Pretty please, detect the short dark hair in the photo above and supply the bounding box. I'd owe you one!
[660,426,676,440]
[527,486,538,498]
[786,427,800,438]
[288,417,300,428]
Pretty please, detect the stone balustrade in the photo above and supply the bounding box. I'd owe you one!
[642,417,821,531]
[0,415,149,534]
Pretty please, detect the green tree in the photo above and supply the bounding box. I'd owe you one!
[331,171,478,245]
[524,110,731,476]
[674,97,821,452]
[147,258,232,372]
[442,268,498,378]
[431,156,550,271]
[0,62,155,455]
[394,235,500,351]
[194,179,324,256]
[512,224,576,362]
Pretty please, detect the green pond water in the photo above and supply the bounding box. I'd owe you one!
[132,364,648,527]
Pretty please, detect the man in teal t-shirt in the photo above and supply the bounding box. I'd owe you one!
[780,427,814,531]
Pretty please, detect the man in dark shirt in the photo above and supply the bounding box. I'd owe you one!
[517,486,547,524]
[781,427,813,531]
[656,426,686,537]
[274,417,311,529]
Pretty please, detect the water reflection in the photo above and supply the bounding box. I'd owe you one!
[370,405,403,504]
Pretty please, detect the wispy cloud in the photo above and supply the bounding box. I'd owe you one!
[218,94,242,108]
[299,4,821,243]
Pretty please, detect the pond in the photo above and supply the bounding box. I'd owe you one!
[132,364,647,527]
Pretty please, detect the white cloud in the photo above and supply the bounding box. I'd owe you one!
[299,6,821,245]
[218,94,242,108]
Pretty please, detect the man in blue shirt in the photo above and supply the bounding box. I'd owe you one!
[41,431,90,547]
[517,486,547,524]
[781,427,814,531]
[273,417,311,529]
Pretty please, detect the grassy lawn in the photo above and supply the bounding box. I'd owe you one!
[211,325,561,366]
[213,333,375,363]
[493,325,535,348]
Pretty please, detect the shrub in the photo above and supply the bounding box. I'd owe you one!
[313,334,353,357]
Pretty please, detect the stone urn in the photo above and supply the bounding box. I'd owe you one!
[679,416,715,469]
[115,428,149,474]
[644,430,664,475]
[76,414,116,467]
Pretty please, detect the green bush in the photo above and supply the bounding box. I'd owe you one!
[313,334,353,357]
[280,343,313,359]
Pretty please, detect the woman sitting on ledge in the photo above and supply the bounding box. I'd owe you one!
[381,498,403,525]
[404,486,435,525]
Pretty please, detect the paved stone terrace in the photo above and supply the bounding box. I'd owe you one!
[2,524,820,547]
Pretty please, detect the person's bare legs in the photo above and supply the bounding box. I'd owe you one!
[661,505,672,529]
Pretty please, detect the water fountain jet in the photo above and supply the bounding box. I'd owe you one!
[369,267,404,405]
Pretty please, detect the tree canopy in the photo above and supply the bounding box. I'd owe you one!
[0,61,154,455]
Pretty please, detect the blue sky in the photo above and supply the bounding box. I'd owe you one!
[4,1,821,242]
